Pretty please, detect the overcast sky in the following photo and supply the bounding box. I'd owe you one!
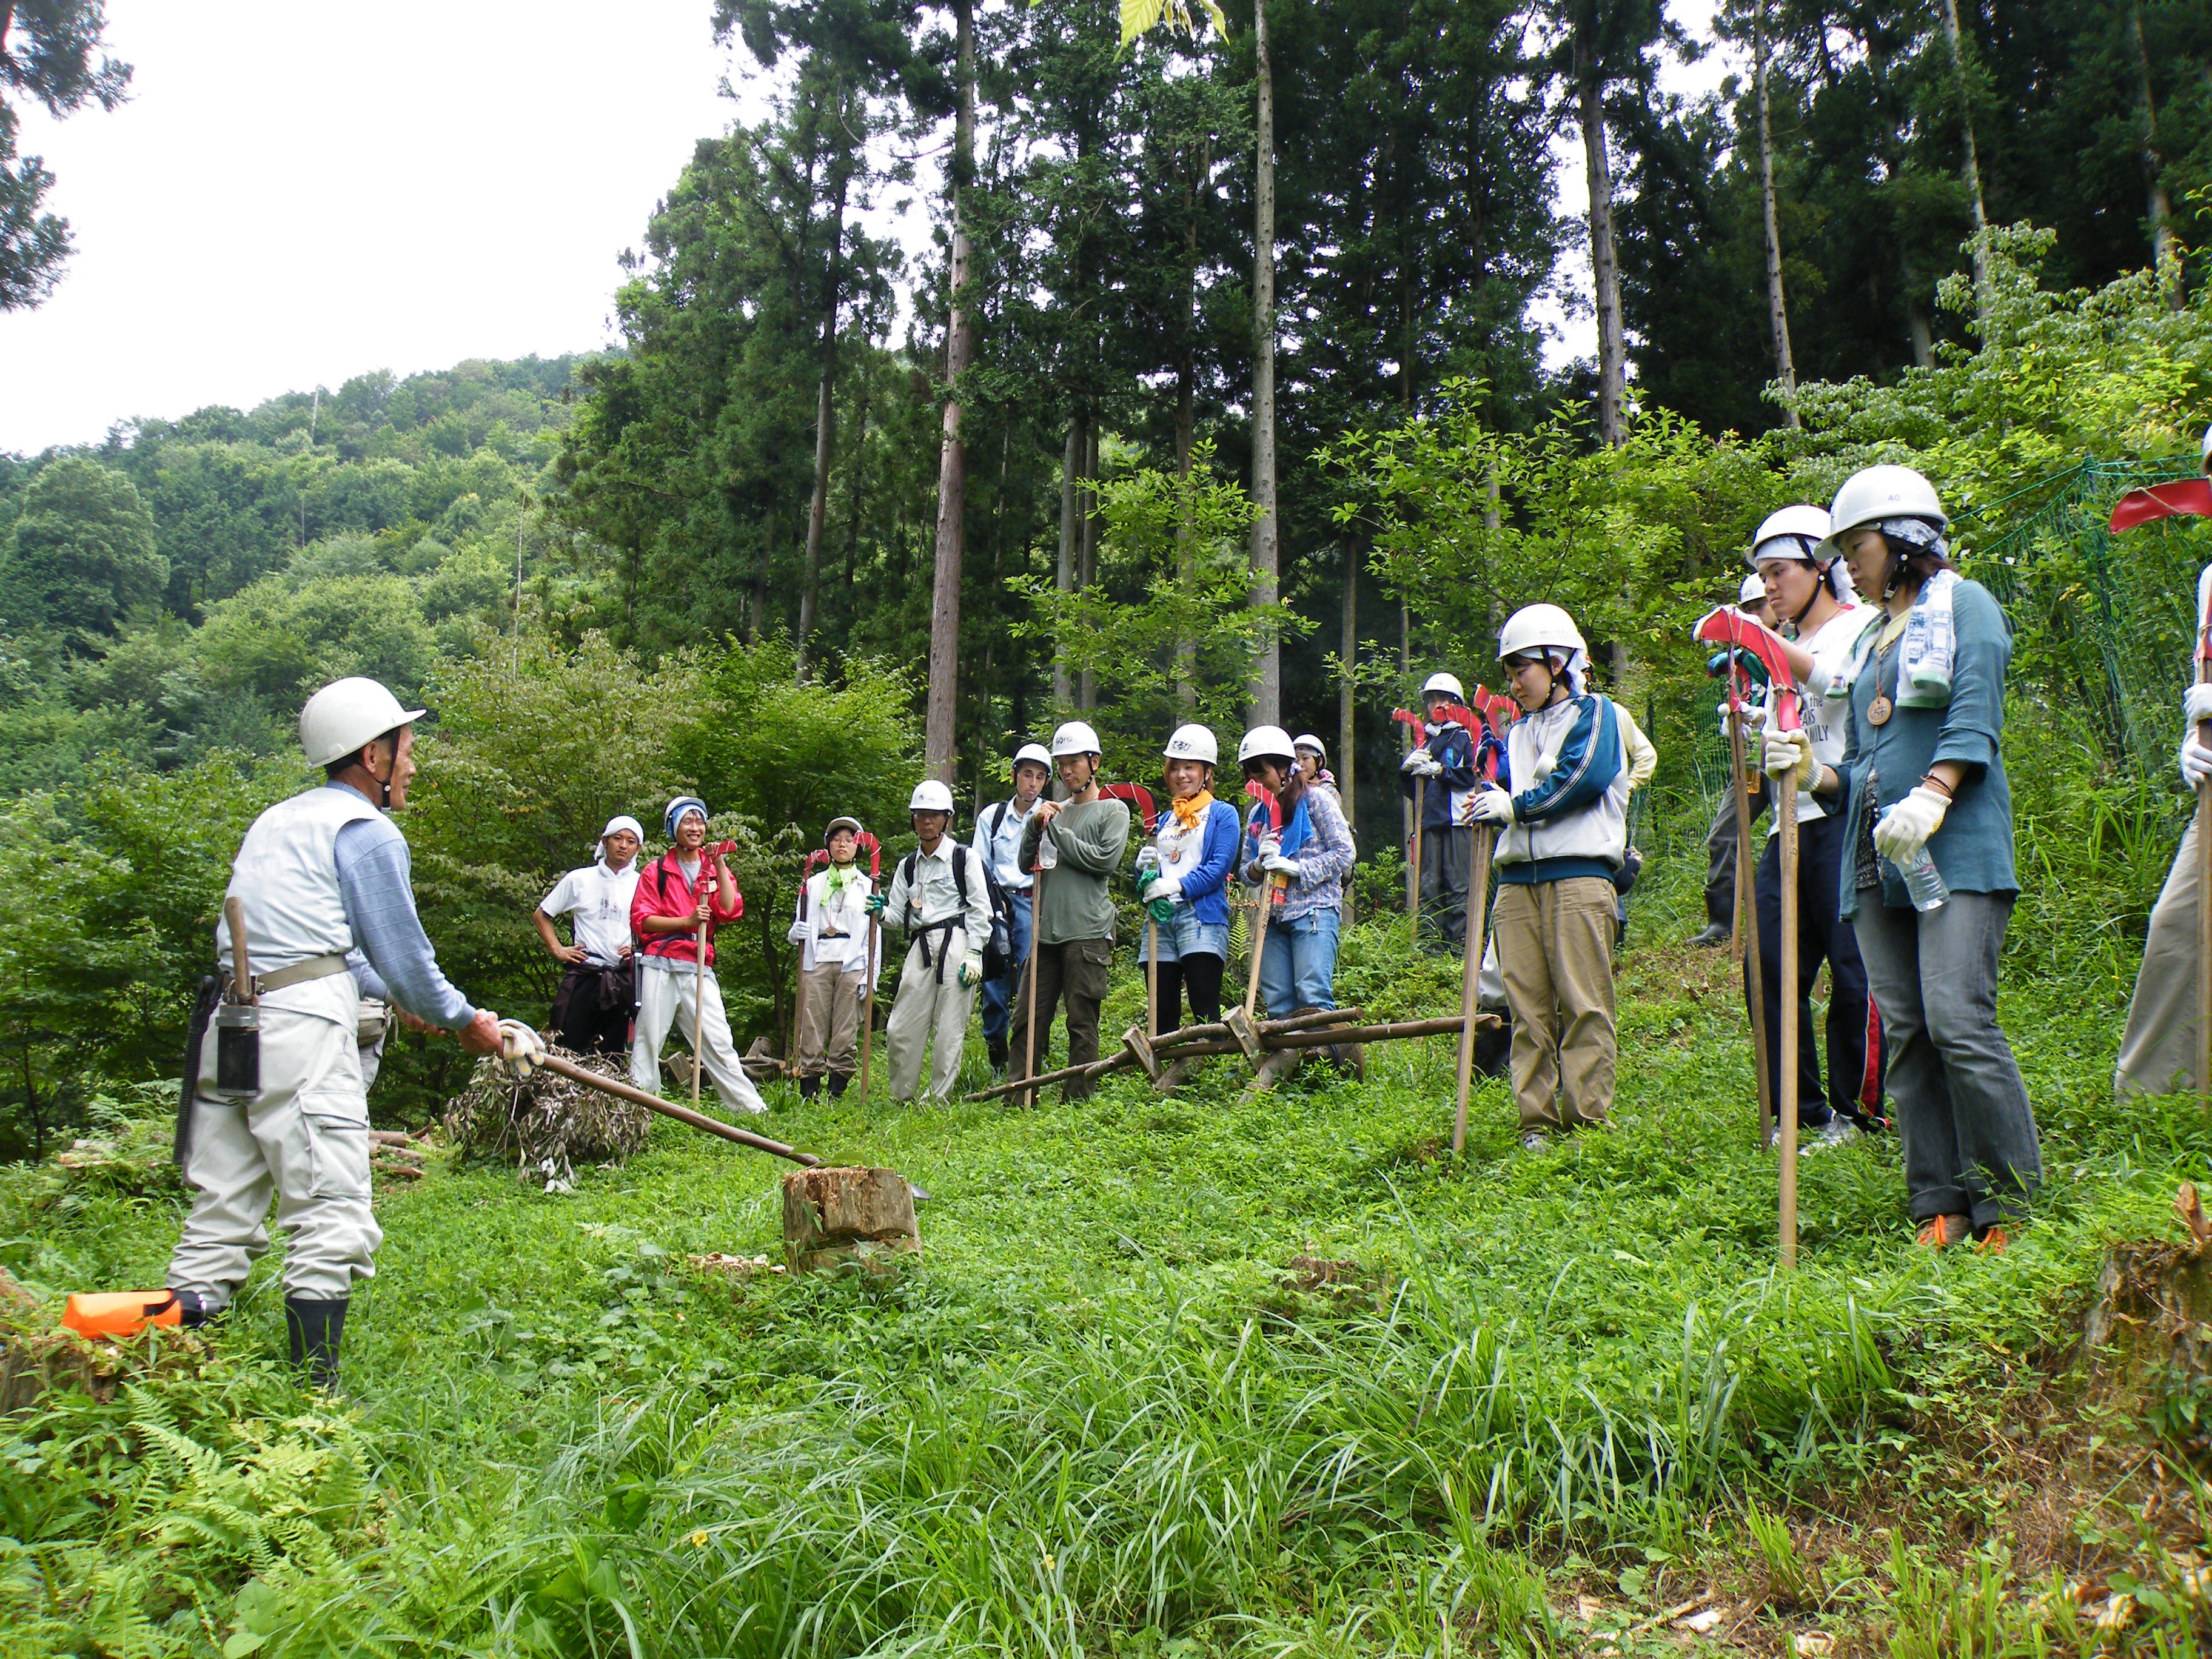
[2,1,1729,456]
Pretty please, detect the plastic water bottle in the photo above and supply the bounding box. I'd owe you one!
[1878,818,1948,912]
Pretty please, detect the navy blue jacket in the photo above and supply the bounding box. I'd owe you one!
[1398,720,1477,830]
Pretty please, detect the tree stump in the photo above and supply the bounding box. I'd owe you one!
[781,1166,918,1274]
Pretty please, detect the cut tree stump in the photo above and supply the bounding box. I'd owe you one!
[782,1166,918,1274]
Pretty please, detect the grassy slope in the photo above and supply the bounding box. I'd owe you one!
[4,914,2210,1657]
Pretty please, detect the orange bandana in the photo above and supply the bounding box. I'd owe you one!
[1169,788,1215,830]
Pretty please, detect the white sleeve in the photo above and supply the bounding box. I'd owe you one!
[539,870,580,917]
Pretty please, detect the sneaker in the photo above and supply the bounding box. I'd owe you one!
[1974,1225,2009,1255]
[1520,1130,1548,1153]
[1915,1213,1972,1250]
[1763,1121,1781,1151]
[1689,923,1731,949]
[1802,1118,1860,1153]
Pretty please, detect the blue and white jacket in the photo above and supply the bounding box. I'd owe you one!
[1492,693,1629,886]
[1150,798,1243,927]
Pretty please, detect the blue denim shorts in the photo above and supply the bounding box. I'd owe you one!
[1139,905,1228,964]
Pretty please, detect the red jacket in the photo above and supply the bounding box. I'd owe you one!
[631,848,744,967]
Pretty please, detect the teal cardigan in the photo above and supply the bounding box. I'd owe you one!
[1837,575,2018,920]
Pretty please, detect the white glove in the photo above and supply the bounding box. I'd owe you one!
[1399,746,1430,773]
[1762,727,1817,788]
[2184,737,2212,790]
[1413,756,1444,778]
[1872,785,1949,861]
[1134,845,1160,878]
[786,920,810,946]
[2187,683,2212,725]
[956,955,983,990]
[497,1019,546,1081]
[1467,785,1516,826]
[1142,876,1181,903]
[1257,832,1282,859]
[1262,853,1302,878]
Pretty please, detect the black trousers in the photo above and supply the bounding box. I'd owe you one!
[1150,953,1224,1034]
[549,962,634,1056]
[1746,812,1884,1128]
[1419,824,1472,948]
[1705,774,1770,928]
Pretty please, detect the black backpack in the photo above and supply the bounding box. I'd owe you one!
[899,841,1016,979]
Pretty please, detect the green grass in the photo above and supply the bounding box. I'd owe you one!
[5,909,2212,1657]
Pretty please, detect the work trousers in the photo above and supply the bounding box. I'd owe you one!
[1493,876,1617,1130]
[2116,806,2204,1099]
[885,929,976,1102]
[1008,937,1112,1101]
[169,1006,382,1307]
[1257,907,1341,1018]
[1419,823,1472,948]
[1705,774,1771,928]
[1852,890,2040,1230]
[1151,954,1225,1034]
[1748,814,1883,1129]
[979,892,1033,1053]
[631,964,767,1115]
[549,961,634,1056]
[794,960,865,1081]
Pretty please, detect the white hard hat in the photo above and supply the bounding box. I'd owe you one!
[1497,603,1587,662]
[1012,742,1053,773]
[298,677,424,768]
[1293,733,1327,762]
[1421,671,1465,701]
[1238,724,1296,766]
[908,780,956,814]
[1818,464,1946,560]
[825,816,863,842]
[1747,504,1834,568]
[1050,720,1102,758]
[1738,572,1767,605]
[1162,723,1219,765]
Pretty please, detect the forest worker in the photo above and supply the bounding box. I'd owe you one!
[2117,427,2212,1099]
[1239,723,1356,1016]
[1009,722,1131,1102]
[871,782,993,1104]
[974,742,1051,1076]
[1829,464,2039,1252]
[786,816,877,1099]
[1694,570,1776,947]
[1293,734,1340,799]
[1136,724,1242,1042]
[1464,605,1634,1150]
[532,814,643,1057]
[1746,506,1885,1150]
[167,677,503,1387]
[629,796,768,1117]
[1399,671,1479,951]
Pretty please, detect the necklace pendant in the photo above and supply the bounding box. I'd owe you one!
[1868,693,1894,727]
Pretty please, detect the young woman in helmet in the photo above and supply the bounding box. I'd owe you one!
[1136,725,1242,1037]
[1238,725,1356,1016]
[1745,506,1883,1150]
[1465,605,1636,1146]
[1829,464,2039,1252]
[1010,722,1132,1101]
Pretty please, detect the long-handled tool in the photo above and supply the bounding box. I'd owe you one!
[540,1052,821,1165]
[1698,613,1775,1142]
[1450,709,1511,1155]
[1239,780,1287,1030]
[1020,864,1048,1105]
[854,833,882,1102]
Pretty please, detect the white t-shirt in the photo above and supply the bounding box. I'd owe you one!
[1776,602,1871,830]
[539,860,641,967]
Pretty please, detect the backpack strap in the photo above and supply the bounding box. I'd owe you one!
[951,843,970,905]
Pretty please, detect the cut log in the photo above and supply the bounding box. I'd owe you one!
[782,1165,919,1275]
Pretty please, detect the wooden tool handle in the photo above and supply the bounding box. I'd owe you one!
[224,896,253,1002]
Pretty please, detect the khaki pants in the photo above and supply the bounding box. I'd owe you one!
[1493,877,1617,1129]
[1008,938,1113,1101]
[794,960,865,1079]
[2118,806,2204,1098]
[169,1006,383,1306]
[885,929,976,1102]
[631,964,766,1114]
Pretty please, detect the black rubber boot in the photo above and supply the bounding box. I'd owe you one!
[826,1073,848,1099]
[799,1075,822,1101]
[284,1295,347,1389]
[987,1036,1008,1073]
[167,1288,219,1328]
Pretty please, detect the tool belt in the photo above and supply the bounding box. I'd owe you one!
[223,953,351,998]
[911,918,964,984]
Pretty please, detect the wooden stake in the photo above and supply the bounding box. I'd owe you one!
[1021,867,1047,1104]
[1243,876,1280,1019]
[1729,709,1774,1139]
[1450,826,1496,1156]
[692,859,712,1111]
[2197,646,2211,1111]
[1409,776,1426,933]
[857,913,879,1103]
[1777,767,1800,1268]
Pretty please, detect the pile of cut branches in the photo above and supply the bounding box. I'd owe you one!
[443,1042,649,1189]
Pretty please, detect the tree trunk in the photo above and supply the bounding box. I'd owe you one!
[1754,17,1800,426]
[1078,423,1099,711]
[925,0,977,782]
[796,146,851,682]
[1577,35,1626,447]
[2130,0,2183,308]
[1173,169,1199,709]
[1934,0,1991,316]
[1248,0,1281,725]
[1338,550,1356,828]
[1055,420,1078,705]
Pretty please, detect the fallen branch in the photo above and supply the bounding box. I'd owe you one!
[1153,1006,1367,1056]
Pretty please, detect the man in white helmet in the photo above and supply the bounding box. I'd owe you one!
[873,781,994,1102]
[1747,506,1884,1148]
[787,817,879,1099]
[972,742,1052,1074]
[1399,670,1480,951]
[165,677,503,1386]
[1694,571,1777,947]
[2117,425,2212,1100]
[1464,605,1636,1147]
[629,796,768,1117]
[1010,722,1131,1101]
